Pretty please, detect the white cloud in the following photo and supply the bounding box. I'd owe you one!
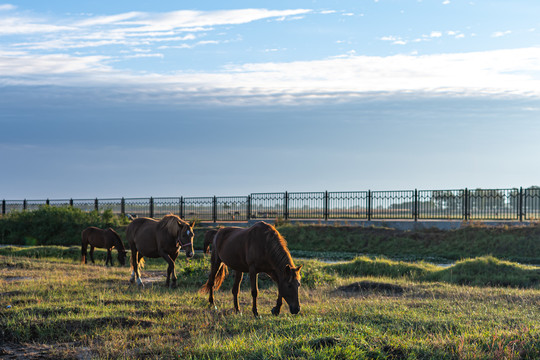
[0,17,73,34]
[1,8,312,51]
[124,53,164,59]
[0,4,15,11]
[2,47,540,103]
[381,35,407,44]
[492,30,512,38]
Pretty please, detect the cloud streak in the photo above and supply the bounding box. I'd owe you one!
[1,8,311,51]
[2,47,539,104]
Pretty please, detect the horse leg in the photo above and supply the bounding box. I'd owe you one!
[206,258,223,306]
[272,296,283,316]
[89,246,95,264]
[170,253,179,288]
[232,271,244,313]
[106,249,113,266]
[130,248,143,287]
[159,251,176,288]
[81,242,87,264]
[268,272,282,316]
[249,266,259,318]
[135,253,144,287]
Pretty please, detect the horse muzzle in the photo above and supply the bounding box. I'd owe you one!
[289,305,300,315]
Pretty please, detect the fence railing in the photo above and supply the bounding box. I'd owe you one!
[2,187,540,222]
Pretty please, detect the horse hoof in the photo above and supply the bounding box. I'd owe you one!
[271,307,280,316]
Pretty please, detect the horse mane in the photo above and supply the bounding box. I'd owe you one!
[109,228,125,251]
[158,214,187,236]
[263,223,299,280]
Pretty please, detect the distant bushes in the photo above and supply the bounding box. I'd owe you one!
[0,206,128,246]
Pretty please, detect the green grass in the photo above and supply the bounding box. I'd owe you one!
[327,255,540,288]
[277,223,540,264]
[1,249,539,359]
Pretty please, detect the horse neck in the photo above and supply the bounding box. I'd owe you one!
[112,234,125,251]
[266,236,294,275]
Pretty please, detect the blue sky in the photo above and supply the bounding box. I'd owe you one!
[1,1,540,199]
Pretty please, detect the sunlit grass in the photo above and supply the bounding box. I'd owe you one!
[1,250,539,359]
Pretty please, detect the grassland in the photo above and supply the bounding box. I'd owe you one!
[1,247,539,359]
[276,222,540,264]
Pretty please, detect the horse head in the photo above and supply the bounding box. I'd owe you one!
[279,264,303,314]
[117,249,128,266]
[176,220,195,259]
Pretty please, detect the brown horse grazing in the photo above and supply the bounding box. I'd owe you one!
[201,221,302,317]
[126,214,194,288]
[81,227,127,266]
[203,229,218,254]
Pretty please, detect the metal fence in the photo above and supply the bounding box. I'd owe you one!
[2,187,540,222]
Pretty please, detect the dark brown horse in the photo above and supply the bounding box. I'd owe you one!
[201,221,302,317]
[81,227,127,266]
[203,229,218,254]
[126,214,194,288]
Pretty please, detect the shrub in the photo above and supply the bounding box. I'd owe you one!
[0,206,128,246]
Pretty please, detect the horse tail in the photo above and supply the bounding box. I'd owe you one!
[203,229,218,254]
[200,262,228,293]
[200,244,228,293]
[213,262,228,291]
[129,256,144,271]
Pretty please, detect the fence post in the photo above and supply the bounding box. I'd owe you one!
[70,198,73,207]
[463,188,468,221]
[519,187,523,222]
[367,191,371,221]
[180,197,184,219]
[284,191,289,220]
[121,197,125,216]
[94,198,98,212]
[247,195,251,221]
[414,189,418,222]
[23,199,27,211]
[46,198,50,206]
[149,197,154,218]
[324,191,329,221]
[2,200,5,215]
[213,196,217,223]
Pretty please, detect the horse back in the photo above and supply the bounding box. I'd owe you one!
[82,226,106,247]
[126,217,162,257]
[215,226,269,272]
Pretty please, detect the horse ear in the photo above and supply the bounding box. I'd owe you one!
[285,264,292,276]
[295,264,303,273]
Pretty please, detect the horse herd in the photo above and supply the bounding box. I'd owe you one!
[81,214,302,317]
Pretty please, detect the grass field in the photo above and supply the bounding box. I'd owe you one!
[1,247,539,359]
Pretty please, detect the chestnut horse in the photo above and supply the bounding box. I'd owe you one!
[201,221,302,317]
[127,214,194,288]
[81,227,127,266]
